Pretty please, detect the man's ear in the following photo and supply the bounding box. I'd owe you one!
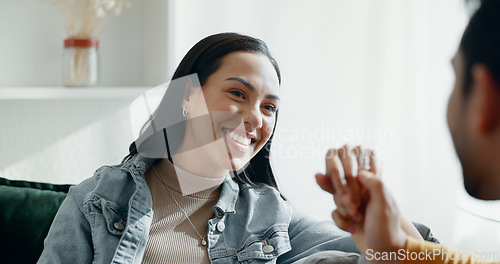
[470,64,500,134]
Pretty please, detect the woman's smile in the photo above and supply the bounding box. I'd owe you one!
[222,127,256,154]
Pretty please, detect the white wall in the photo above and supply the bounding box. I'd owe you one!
[1,97,136,184]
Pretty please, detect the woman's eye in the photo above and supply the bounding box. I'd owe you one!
[229,90,245,99]
[263,104,277,114]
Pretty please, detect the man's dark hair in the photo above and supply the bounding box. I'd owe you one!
[460,0,500,92]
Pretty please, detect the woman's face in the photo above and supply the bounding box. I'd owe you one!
[183,51,280,171]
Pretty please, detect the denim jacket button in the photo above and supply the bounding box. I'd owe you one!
[114,221,124,231]
[216,221,225,232]
[263,244,274,254]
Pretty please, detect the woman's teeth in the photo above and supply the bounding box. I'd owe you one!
[223,128,251,146]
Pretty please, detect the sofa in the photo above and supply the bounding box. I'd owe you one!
[0,177,72,264]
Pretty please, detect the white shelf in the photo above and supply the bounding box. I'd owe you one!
[0,87,151,100]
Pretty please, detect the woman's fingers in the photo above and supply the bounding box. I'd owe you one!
[315,173,335,194]
[369,149,381,178]
[356,146,370,171]
[338,145,362,215]
[324,149,357,218]
[324,146,365,218]
[325,148,345,192]
[338,145,358,177]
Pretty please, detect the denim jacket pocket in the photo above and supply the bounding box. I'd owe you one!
[237,225,291,263]
[102,200,127,235]
[86,196,128,236]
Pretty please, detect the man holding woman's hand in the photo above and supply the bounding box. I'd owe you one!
[316,146,422,264]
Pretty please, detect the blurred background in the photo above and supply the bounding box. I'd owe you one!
[1,0,499,254]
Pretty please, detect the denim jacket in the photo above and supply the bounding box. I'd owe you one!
[38,154,435,264]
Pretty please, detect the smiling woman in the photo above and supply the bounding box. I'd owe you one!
[37,33,436,264]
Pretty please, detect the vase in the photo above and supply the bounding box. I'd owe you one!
[63,38,99,87]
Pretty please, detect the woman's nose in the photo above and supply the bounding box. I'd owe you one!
[243,105,263,131]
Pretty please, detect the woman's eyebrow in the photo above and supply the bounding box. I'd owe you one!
[225,77,280,101]
[226,77,256,91]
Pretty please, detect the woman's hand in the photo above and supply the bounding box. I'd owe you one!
[315,145,421,263]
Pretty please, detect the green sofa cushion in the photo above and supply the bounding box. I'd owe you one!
[0,178,72,264]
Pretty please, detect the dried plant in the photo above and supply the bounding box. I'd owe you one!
[41,0,131,39]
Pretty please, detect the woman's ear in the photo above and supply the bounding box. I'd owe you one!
[470,64,500,135]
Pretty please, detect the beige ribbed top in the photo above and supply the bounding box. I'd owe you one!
[141,158,225,264]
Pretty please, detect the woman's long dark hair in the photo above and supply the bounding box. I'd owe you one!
[127,33,282,190]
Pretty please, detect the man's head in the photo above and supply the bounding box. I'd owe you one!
[447,0,500,200]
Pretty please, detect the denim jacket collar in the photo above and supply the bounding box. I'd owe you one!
[119,154,156,174]
[213,174,239,216]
